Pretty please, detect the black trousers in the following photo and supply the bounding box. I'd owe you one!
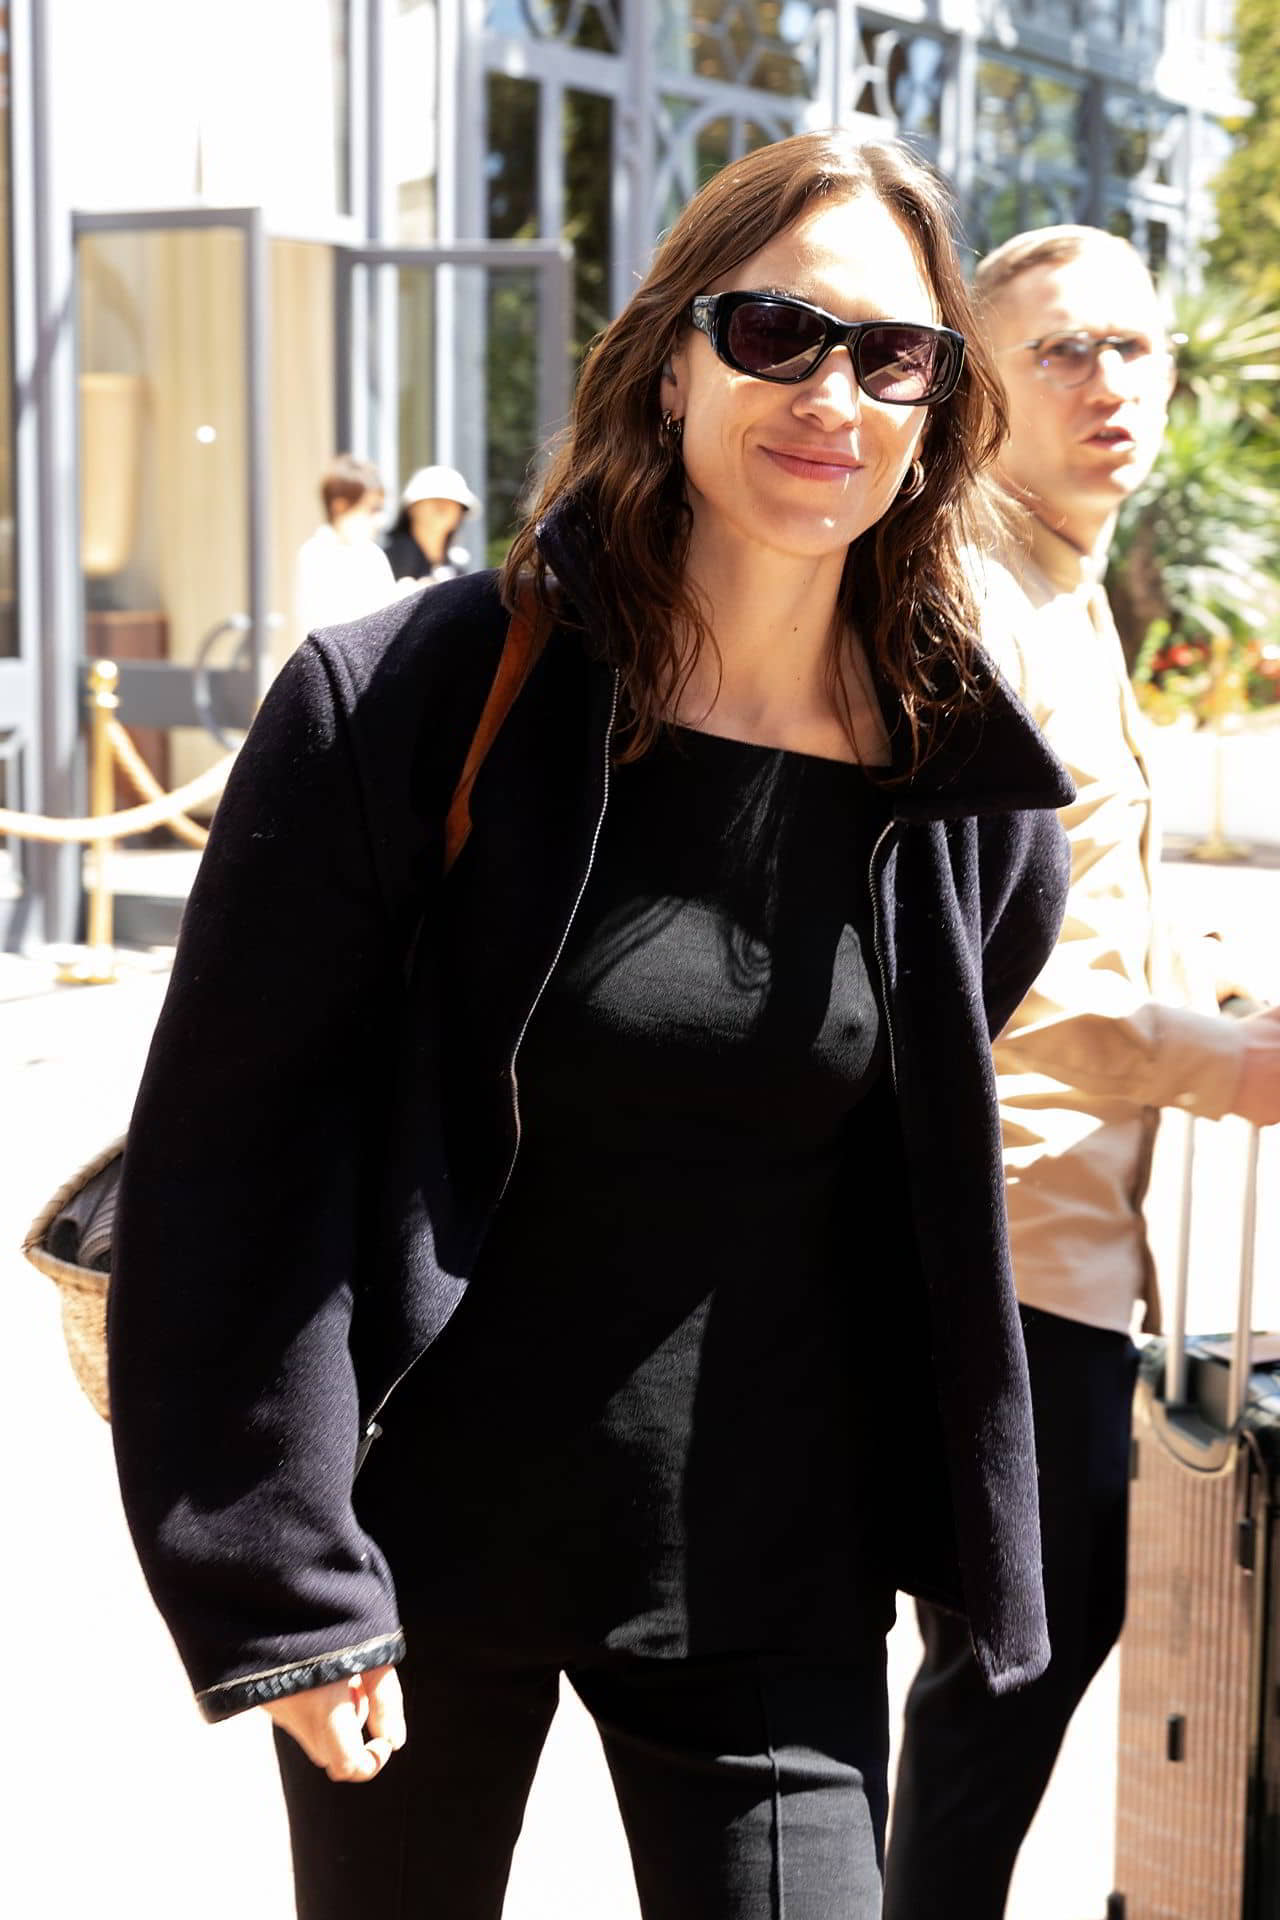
[276,1643,890,1919]
[883,1306,1138,1920]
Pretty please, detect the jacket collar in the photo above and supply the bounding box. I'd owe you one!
[537,494,1074,823]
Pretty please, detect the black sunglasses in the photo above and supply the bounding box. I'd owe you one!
[689,291,965,405]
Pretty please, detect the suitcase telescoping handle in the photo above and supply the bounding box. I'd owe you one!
[1165,994,1263,1427]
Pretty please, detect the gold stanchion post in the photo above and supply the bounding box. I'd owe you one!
[58,659,120,985]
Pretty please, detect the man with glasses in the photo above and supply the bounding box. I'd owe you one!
[883,225,1280,1918]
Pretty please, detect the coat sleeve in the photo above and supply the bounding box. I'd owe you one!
[108,637,406,1721]
[977,564,1248,1118]
[990,917,1247,1118]
[977,808,1073,1042]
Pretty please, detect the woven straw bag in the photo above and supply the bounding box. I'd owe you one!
[23,1137,125,1419]
[19,602,545,1422]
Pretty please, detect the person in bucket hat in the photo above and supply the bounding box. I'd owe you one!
[381,463,480,585]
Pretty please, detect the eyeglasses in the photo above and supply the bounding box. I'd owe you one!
[1009,329,1175,390]
[688,292,966,405]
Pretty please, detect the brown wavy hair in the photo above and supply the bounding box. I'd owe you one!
[501,129,1008,767]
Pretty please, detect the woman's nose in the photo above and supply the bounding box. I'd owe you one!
[794,349,862,425]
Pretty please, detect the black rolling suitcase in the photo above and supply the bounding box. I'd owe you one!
[1110,1121,1280,1920]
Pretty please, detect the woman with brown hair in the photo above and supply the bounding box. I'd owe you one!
[110,129,1072,1918]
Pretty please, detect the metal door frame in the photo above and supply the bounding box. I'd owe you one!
[335,238,573,567]
[3,0,58,945]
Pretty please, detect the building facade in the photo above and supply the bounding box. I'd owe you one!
[0,0,1243,942]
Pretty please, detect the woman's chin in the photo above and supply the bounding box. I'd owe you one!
[689,481,885,564]
[750,478,893,555]
[748,506,877,561]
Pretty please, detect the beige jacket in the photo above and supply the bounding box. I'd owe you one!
[981,517,1248,1334]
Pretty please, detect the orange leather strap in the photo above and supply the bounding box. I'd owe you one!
[443,594,546,876]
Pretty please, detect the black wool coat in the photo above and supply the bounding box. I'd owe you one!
[109,510,1074,1723]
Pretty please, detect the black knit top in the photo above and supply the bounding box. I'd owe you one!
[366,724,910,1657]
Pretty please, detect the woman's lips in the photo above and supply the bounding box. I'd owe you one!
[761,446,864,482]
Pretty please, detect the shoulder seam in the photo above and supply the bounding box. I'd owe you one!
[307,635,397,926]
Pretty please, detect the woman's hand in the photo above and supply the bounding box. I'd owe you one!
[264,1664,406,1782]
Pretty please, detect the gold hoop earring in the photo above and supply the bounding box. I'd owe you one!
[899,459,926,501]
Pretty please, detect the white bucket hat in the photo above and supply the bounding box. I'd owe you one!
[400,465,480,512]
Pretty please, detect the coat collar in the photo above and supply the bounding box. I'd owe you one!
[536,494,1074,823]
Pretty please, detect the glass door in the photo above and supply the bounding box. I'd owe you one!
[336,241,573,574]
[73,207,273,804]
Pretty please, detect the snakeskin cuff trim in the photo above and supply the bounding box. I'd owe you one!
[196,1630,407,1723]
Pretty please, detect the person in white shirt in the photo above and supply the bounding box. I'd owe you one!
[294,455,404,639]
[883,225,1280,1920]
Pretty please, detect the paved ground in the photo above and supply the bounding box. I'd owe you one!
[3,721,1277,1919]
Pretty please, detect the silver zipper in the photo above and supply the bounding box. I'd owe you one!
[495,666,620,1210]
[356,668,621,1461]
[868,819,900,1092]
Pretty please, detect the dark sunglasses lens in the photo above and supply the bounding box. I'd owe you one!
[725,300,827,379]
[857,325,952,402]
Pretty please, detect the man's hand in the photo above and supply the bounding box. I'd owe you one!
[1234,1004,1280,1127]
[264,1664,406,1782]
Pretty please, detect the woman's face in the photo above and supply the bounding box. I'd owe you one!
[408,497,465,559]
[664,192,939,564]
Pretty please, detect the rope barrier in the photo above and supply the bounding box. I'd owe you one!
[105,719,212,850]
[0,656,242,984]
[0,751,234,843]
